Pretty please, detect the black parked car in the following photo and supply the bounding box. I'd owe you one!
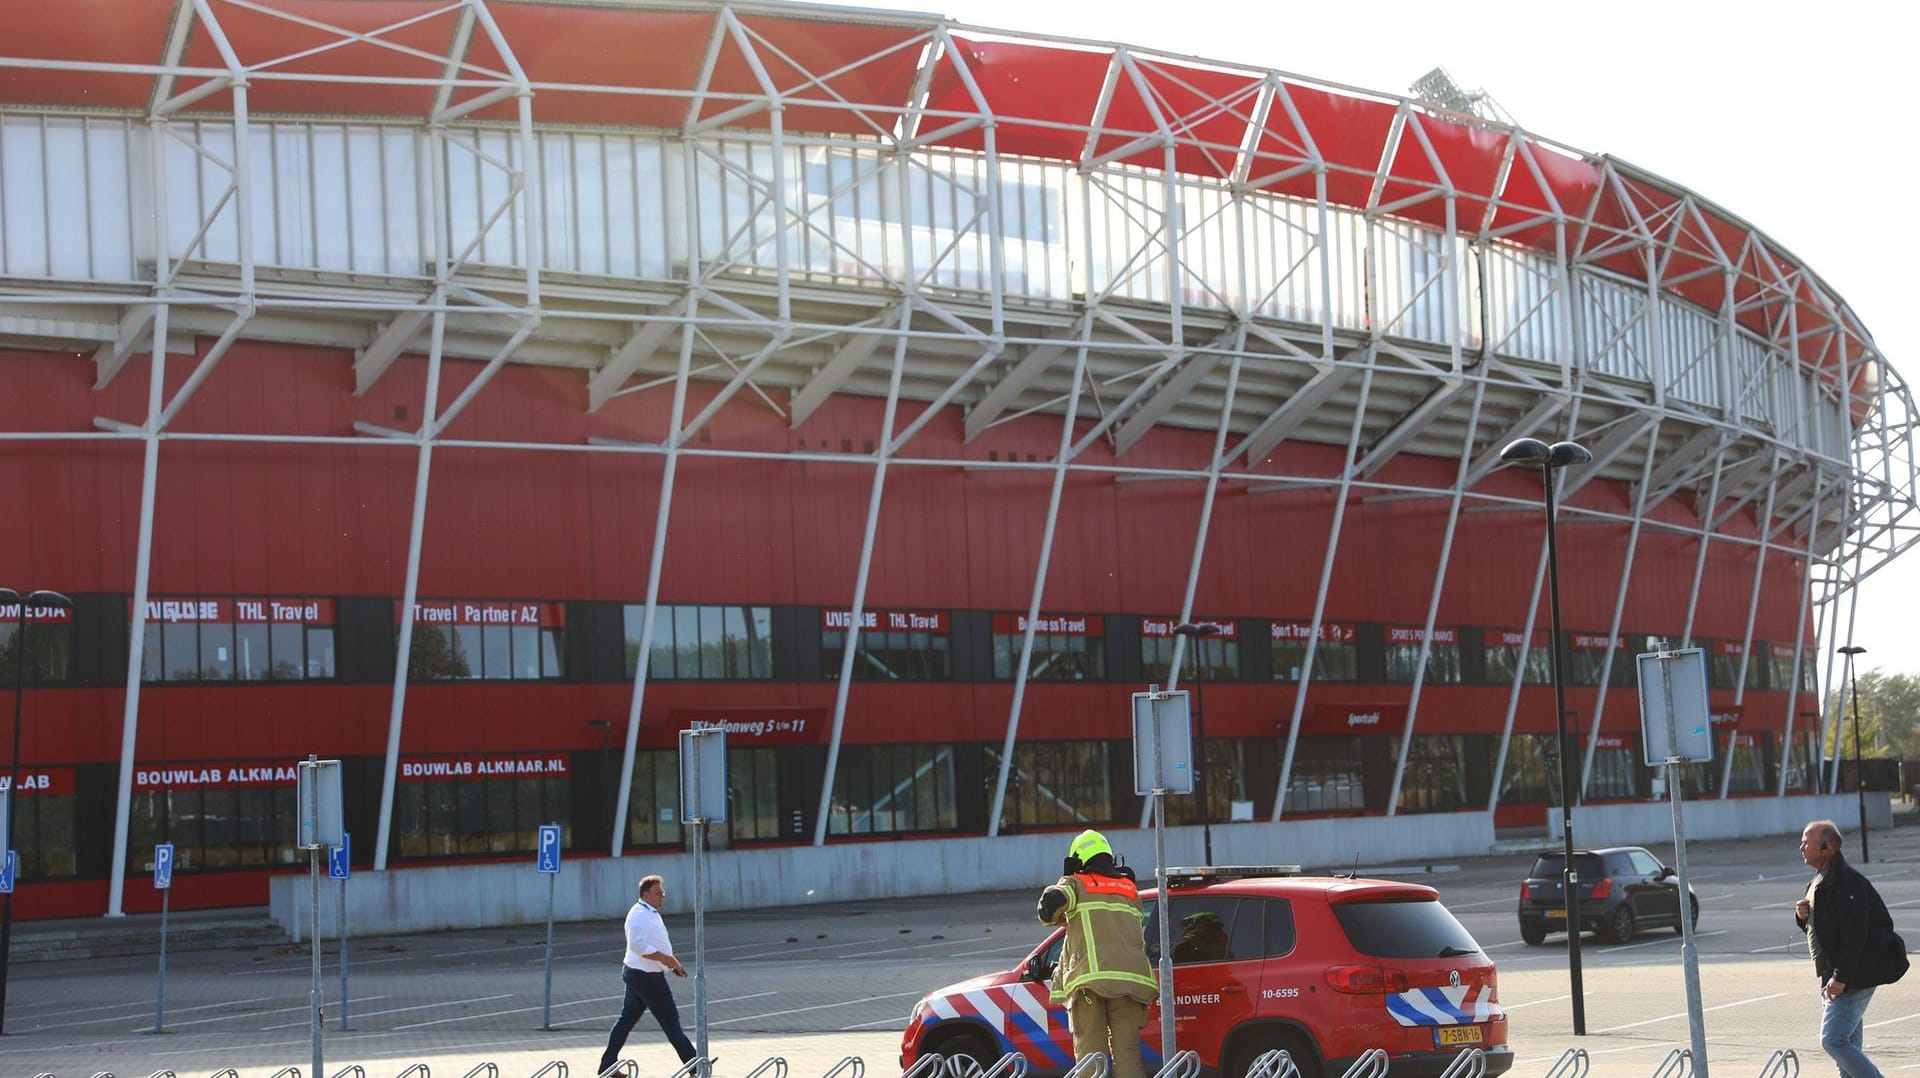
[1518,846,1698,945]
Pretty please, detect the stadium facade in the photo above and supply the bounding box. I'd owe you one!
[0,0,1914,921]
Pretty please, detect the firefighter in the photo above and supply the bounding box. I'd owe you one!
[1037,829,1158,1078]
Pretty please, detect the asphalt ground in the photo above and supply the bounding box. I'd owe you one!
[6,824,1920,1078]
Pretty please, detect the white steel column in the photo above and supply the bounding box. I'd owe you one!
[1776,476,1825,795]
[1721,475,1779,797]
[1486,540,1549,815]
[1577,423,1662,798]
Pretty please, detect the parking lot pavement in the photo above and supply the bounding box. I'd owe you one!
[7,826,1920,1076]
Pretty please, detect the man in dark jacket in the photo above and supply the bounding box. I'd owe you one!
[1796,820,1895,1078]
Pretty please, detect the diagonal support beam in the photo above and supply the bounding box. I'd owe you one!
[1353,376,1467,479]
[354,309,432,396]
[1461,395,1567,489]
[964,317,1089,442]
[93,305,160,389]
[1557,414,1657,500]
[1112,328,1238,456]
[1696,452,1771,523]
[588,297,690,413]
[1232,359,1358,466]
[791,314,899,429]
[1637,426,1726,509]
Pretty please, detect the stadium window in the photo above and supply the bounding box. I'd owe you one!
[125,761,302,872]
[1724,732,1769,793]
[1384,626,1462,684]
[820,609,952,680]
[1567,633,1634,688]
[1269,621,1359,683]
[990,613,1106,681]
[1286,737,1366,814]
[1397,735,1472,813]
[1494,734,1561,806]
[1708,640,1743,690]
[0,599,73,685]
[986,741,1113,828]
[1,769,79,878]
[827,744,960,835]
[624,745,785,846]
[392,753,570,858]
[1767,643,1812,694]
[139,598,337,683]
[1483,629,1552,686]
[1584,735,1640,800]
[404,600,564,681]
[1140,618,1238,683]
[621,603,773,680]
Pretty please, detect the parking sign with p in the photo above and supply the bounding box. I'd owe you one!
[154,842,175,891]
[536,824,562,874]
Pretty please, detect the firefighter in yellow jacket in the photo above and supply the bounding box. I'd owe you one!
[1037,829,1158,1078]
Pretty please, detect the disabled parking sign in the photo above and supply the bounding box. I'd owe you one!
[154,842,174,891]
[329,832,351,881]
[0,850,14,894]
[536,824,562,874]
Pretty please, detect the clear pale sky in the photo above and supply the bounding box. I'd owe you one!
[832,0,1918,681]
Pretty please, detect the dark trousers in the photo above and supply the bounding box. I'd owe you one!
[600,966,697,1075]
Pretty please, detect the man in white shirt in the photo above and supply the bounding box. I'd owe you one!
[599,874,697,1076]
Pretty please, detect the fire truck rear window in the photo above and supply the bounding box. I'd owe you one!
[1332,899,1479,959]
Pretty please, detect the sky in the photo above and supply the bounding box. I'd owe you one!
[831,0,1919,681]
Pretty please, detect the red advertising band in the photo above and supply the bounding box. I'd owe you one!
[1387,626,1459,645]
[400,754,571,781]
[1571,634,1627,651]
[1141,618,1237,639]
[990,612,1103,636]
[0,602,73,622]
[648,708,832,747]
[0,769,77,797]
[1270,622,1356,643]
[1770,643,1798,658]
[822,609,950,633]
[1483,629,1546,647]
[134,763,302,790]
[401,600,567,628]
[1713,640,1746,657]
[128,598,334,624]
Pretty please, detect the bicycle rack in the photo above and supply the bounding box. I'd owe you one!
[669,1059,716,1078]
[146,1071,179,1078]
[91,1072,117,1078]
[1541,1049,1588,1078]
[1061,1055,1108,1078]
[899,1055,944,1078]
[395,1068,431,1078]
[331,1068,366,1078]
[1149,1051,1200,1078]
[744,1057,789,1078]
[1649,1049,1692,1078]
[946,1052,1028,1078]
[1755,1050,1798,1078]
[596,1063,636,1078]
[206,1071,241,1078]
[1243,1049,1299,1078]
[822,1057,866,1078]
[459,1066,500,1078]
[267,1068,302,1078]
[1437,1049,1486,1078]
[1338,1049,1388,1078]
[529,1063,571,1078]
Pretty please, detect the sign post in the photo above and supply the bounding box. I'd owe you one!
[0,850,12,894]
[153,842,174,1032]
[328,833,350,1031]
[1639,645,1712,1078]
[297,756,344,1078]
[1131,687,1193,1059]
[680,726,728,1070]
[537,822,562,1030]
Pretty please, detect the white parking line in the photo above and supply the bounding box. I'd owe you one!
[710,989,924,1026]
[1500,994,1572,1011]
[396,989,781,1030]
[945,943,1036,958]
[1592,991,1786,1033]
[23,994,284,1033]
[259,994,512,1030]
[1446,896,1520,910]
[1867,1011,1920,1029]
[132,996,390,1032]
[727,936,890,960]
[841,1012,915,1030]
[1516,1040,1684,1066]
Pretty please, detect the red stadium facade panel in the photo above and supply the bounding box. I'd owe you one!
[0,0,1914,918]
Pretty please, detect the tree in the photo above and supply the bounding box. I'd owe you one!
[1822,669,1920,761]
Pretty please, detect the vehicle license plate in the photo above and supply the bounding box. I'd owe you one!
[1436,1025,1484,1047]
[1545,908,1565,919]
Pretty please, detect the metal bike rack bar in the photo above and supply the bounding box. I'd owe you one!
[944,1056,982,1078]
[669,1058,716,1078]
[459,1066,500,1078]
[1437,1049,1486,1078]
[1755,1049,1799,1078]
[267,1068,302,1078]
[1243,1049,1299,1078]
[980,1054,1029,1078]
[1649,1049,1692,1078]
[206,1071,241,1078]
[743,1057,788,1078]
[597,1063,636,1078]
[1541,1048,1589,1078]
[1148,1051,1200,1078]
[394,1068,431,1078]
[900,1055,945,1078]
[331,1067,366,1078]
[1061,1055,1109,1078]
[145,1070,179,1078]
[1338,1049,1388,1078]
[821,1057,866,1078]
[529,1063,571,1078]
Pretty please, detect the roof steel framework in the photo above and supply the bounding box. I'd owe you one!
[0,0,1913,915]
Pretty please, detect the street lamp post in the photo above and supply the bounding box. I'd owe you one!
[0,587,72,1036]
[1173,622,1221,865]
[1499,437,1591,1036]
[1839,645,1868,863]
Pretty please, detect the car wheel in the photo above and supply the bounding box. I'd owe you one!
[1674,898,1698,934]
[1607,906,1636,945]
[1229,1032,1322,1078]
[1521,923,1546,946]
[933,1030,998,1075]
